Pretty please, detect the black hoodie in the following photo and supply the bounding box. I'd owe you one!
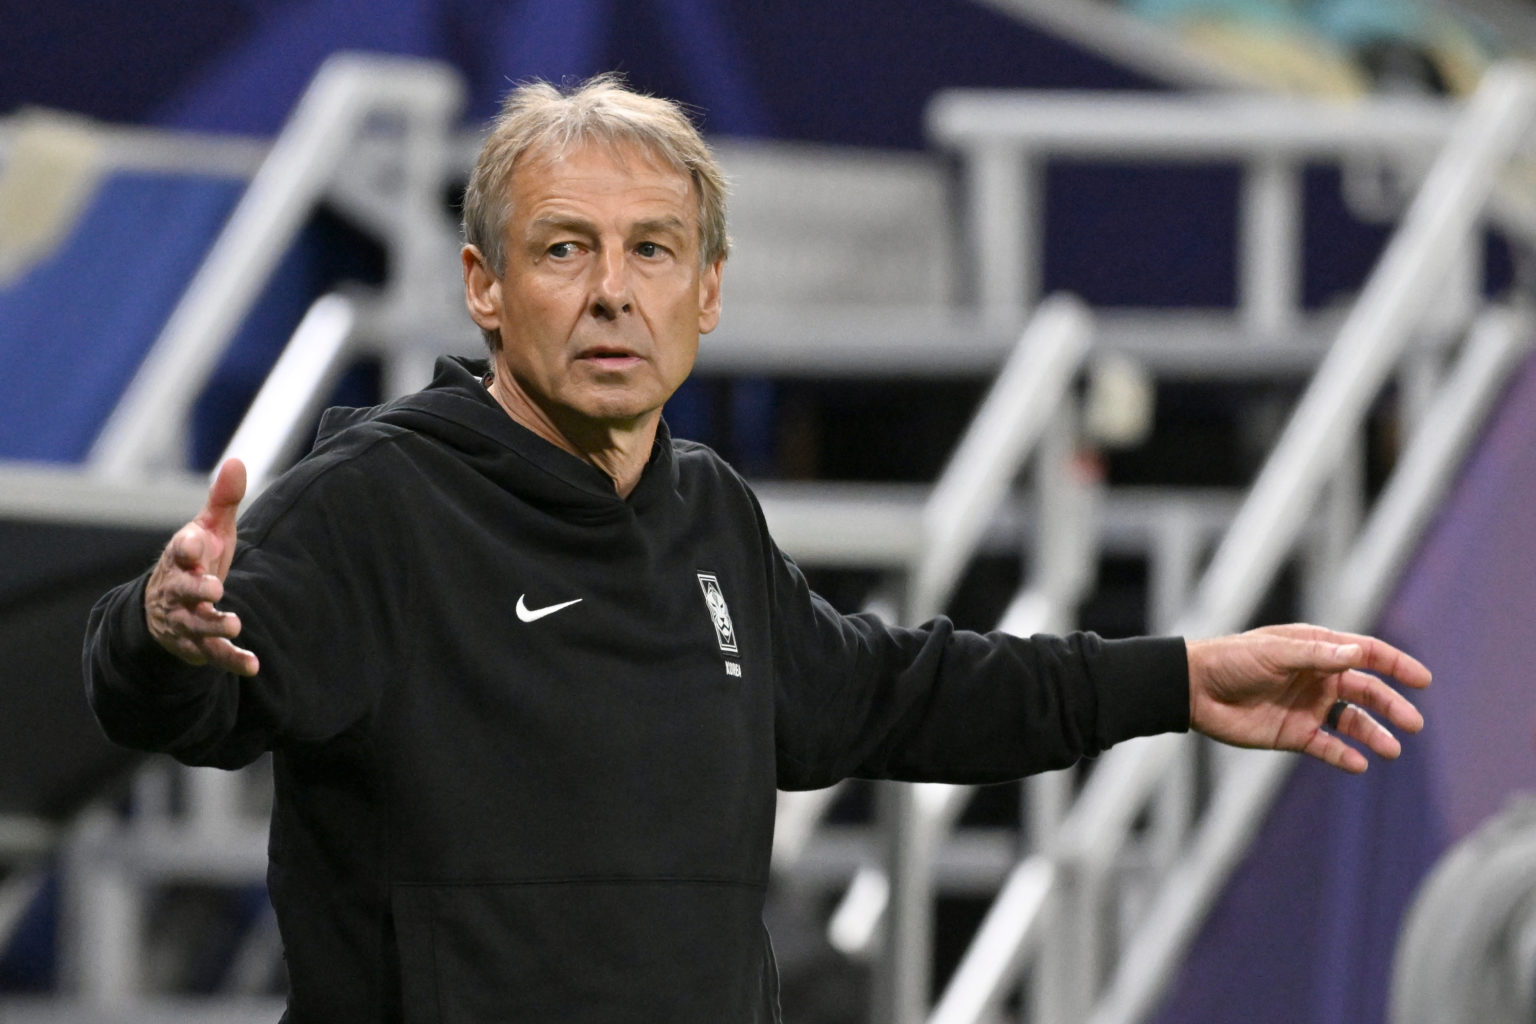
[84,356,1188,1022]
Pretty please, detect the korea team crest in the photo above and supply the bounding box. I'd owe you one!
[696,572,738,655]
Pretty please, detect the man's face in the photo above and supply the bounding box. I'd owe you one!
[463,141,723,442]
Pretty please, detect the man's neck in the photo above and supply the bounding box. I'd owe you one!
[485,373,656,499]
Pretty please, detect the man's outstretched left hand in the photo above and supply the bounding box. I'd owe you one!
[1187,623,1431,774]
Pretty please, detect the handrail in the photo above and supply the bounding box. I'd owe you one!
[925,64,1536,1024]
[218,293,357,495]
[884,295,1095,1024]
[927,856,1056,1024]
[1078,66,1536,1022]
[1326,306,1534,627]
[1177,64,1536,639]
[928,89,1460,158]
[827,586,1072,959]
[770,296,1092,887]
[907,293,1093,620]
[924,84,1493,333]
[87,54,463,477]
[1087,305,1534,1024]
[1058,60,1536,886]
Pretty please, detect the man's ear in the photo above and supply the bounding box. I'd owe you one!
[698,258,724,335]
[462,245,503,333]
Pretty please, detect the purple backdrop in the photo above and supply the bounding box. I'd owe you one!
[1155,347,1536,1024]
[1379,349,1536,841]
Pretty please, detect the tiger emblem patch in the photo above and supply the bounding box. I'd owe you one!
[696,572,738,655]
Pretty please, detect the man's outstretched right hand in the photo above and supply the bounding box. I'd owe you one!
[144,457,260,676]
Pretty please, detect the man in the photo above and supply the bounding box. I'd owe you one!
[85,75,1430,1022]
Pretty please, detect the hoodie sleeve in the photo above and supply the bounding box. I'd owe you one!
[761,517,1189,791]
[84,457,399,769]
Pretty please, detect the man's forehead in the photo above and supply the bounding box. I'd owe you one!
[512,139,695,199]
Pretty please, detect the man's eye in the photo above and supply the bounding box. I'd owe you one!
[636,241,664,258]
[548,242,579,258]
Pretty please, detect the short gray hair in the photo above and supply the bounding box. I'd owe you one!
[462,73,730,326]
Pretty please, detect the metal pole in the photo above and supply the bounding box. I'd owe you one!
[877,781,932,1024]
[1240,156,1301,338]
[1183,65,1536,637]
[968,143,1034,326]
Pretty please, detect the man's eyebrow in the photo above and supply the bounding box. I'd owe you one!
[631,216,689,238]
[529,215,598,236]
[525,216,689,240]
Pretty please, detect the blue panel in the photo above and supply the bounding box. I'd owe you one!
[153,0,447,134]
[497,0,610,86]
[0,173,242,463]
[0,0,256,122]
[0,869,56,991]
[648,0,768,136]
[1041,163,1241,308]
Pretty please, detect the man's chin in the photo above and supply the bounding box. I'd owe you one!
[564,378,677,419]
[561,397,664,434]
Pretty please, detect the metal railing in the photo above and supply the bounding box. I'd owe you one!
[879,295,1098,1022]
[924,64,1536,1024]
[216,293,357,494]
[86,54,463,478]
[927,85,1476,337]
[770,294,1094,883]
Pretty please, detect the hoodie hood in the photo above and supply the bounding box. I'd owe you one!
[314,356,680,519]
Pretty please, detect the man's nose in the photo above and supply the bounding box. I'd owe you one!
[589,247,632,320]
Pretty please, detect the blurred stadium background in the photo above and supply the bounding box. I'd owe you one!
[3,1,1536,1022]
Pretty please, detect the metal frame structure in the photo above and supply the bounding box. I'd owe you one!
[86,54,465,477]
[921,65,1536,1024]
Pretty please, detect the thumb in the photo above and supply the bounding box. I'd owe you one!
[1274,637,1361,674]
[197,458,247,535]
[195,458,247,578]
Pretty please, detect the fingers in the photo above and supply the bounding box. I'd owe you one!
[1237,624,1430,775]
[151,589,241,643]
[1303,730,1370,774]
[149,598,260,677]
[1336,668,1425,735]
[1306,700,1403,773]
[157,553,225,608]
[170,597,241,640]
[147,528,258,674]
[1308,627,1432,690]
[1352,634,1432,690]
[1331,701,1402,759]
[1308,733,1370,773]
[1292,651,1425,775]
[170,635,260,677]
[203,636,261,677]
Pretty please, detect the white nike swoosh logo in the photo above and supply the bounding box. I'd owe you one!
[516,594,583,623]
